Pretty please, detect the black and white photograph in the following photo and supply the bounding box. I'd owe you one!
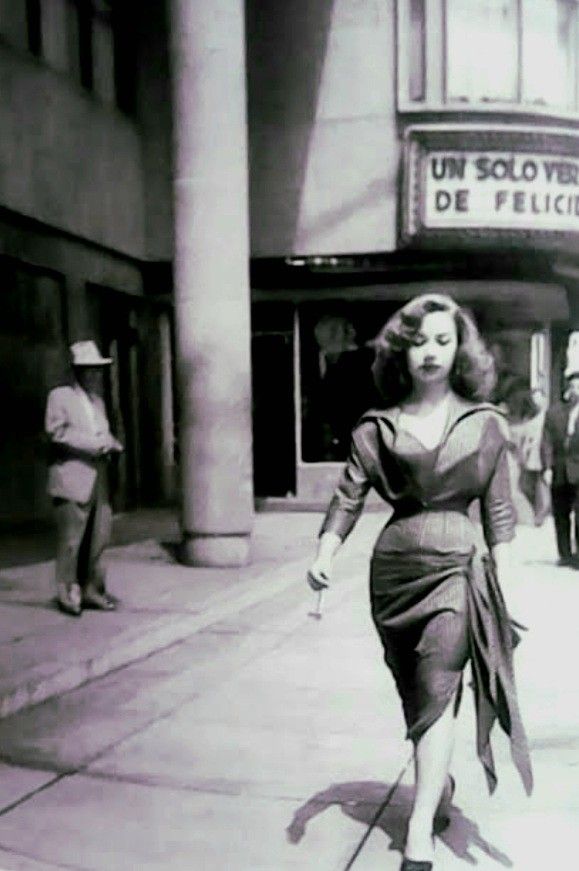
[0,0,577,868]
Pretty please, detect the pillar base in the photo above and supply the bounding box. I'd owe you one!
[180,533,250,567]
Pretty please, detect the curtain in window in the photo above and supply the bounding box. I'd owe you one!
[446,0,518,102]
[522,0,577,108]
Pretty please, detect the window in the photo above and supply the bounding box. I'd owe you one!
[299,307,385,463]
[77,0,136,113]
[522,0,578,108]
[408,0,426,101]
[398,0,579,114]
[26,0,42,56]
[18,0,136,113]
[77,0,94,90]
[446,0,519,103]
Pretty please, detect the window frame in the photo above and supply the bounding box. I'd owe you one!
[397,0,579,119]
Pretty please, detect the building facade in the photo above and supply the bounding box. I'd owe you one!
[3,0,579,558]
[0,0,175,526]
[248,0,579,507]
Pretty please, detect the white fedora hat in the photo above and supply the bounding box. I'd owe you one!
[70,340,112,367]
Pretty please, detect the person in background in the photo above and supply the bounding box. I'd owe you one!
[45,341,123,615]
[307,293,531,870]
[310,314,379,460]
[507,385,550,527]
[541,371,579,567]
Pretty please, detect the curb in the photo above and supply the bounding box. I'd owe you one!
[0,555,312,721]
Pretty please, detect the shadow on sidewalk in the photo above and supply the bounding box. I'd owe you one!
[286,781,513,867]
[0,509,180,570]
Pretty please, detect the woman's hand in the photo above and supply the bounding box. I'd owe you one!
[306,532,342,591]
[306,558,331,591]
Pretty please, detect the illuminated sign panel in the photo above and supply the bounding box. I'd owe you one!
[424,151,579,231]
[403,126,579,246]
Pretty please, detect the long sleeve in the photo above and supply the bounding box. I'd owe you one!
[319,435,372,541]
[480,421,516,548]
[45,389,103,457]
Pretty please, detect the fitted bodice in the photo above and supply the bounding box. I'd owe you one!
[320,395,516,548]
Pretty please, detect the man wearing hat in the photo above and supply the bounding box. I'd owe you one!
[541,369,579,567]
[45,340,123,615]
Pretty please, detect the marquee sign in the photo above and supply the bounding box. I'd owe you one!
[403,126,579,246]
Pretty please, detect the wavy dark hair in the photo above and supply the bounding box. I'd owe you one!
[372,293,496,405]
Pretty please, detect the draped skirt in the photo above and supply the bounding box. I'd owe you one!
[370,509,532,795]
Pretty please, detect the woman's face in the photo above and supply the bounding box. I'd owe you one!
[406,310,458,389]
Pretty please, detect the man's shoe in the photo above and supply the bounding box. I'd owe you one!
[557,556,574,567]
[82,591,116,611]
[56,597,82,617]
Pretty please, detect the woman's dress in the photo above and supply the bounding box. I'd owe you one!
[320,394,532,795]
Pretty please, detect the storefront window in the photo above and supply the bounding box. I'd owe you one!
[300,307,384,463]
[446,0,519,103]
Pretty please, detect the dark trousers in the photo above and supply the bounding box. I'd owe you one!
[53,466,112,603]
[550,483,579,559]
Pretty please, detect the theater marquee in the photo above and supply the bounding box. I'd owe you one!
[403,126,579,246]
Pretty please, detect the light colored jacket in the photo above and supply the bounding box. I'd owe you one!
[45,385,115,503]
[509,411,546,472]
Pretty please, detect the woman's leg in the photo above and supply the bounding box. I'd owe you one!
[405,698,457,860]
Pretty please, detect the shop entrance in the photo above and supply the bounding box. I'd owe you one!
[251,304,296,497]
[0,259,67,525]
[88,287,145,512]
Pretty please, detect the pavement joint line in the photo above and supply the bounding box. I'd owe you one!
[342,753,413,871]
[78,766,382,807]
[80,769,247,797]
[0,620,303,793]
[0,838,85,871]
[0,554,317,720]
[0,771,68,820]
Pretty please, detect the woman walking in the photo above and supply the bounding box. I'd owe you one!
[307,294,532,870]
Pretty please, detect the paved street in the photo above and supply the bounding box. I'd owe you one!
[0,514,576,869]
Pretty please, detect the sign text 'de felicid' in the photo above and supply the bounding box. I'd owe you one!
[423,151,579,232]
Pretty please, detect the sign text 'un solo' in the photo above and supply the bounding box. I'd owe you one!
[423,151,579,232]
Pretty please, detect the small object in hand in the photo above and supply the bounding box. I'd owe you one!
[308,589,324,620]
[306,570,328,591]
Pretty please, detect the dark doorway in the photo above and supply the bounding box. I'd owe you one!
[251,306,296,497]
[87,287,144,511]
[0,259,67,525]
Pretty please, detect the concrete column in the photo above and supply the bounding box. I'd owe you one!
[168,0,254,566]
[159,311,176,503]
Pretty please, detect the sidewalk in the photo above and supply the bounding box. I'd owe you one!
[0,508,563,723]
[0,510,323,720]
[0,513,574,869]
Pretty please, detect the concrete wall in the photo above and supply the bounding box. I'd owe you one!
[246,0,399,257]
[0,38,145,258]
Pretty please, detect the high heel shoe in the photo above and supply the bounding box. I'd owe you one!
[435,774,456,832]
